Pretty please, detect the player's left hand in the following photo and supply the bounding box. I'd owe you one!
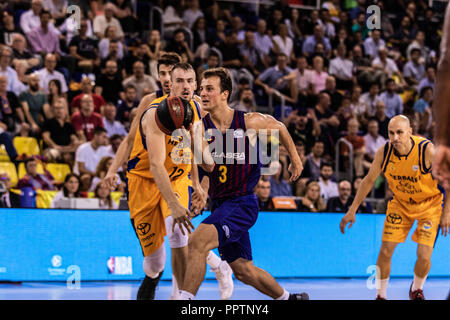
[433,145,450,191]
[288,160,303,182]
[440,213,450,237]
[440,196,450,237]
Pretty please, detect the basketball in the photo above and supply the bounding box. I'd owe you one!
[155,96,194,135]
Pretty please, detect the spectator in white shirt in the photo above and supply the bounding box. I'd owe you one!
[36,53,68,94]
[272,24,294,63]
[20,0,56,34]
[403,48,425,88]
[363,30,385,59]
[0,46,26,96]
[417,65,435,93]
[363,118,386,163]
[284,56,314,108]
[379,78,403,119]
[328,43,354,90]
[93,3,124,40]
[371,46,400,78]
[254,19,273,69]
[182,0,204,29]
[73,127,114,176]
[102,102,127,138]
[122,61,158,100]
[318,162,339,202]
[361,82,382,116]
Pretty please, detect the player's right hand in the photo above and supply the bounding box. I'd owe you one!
[102,173,118,191]
[340,212,356,234]
[171,202,195,236]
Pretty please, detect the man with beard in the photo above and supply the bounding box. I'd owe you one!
[19,73,51,137]
[95,60,124,105]
[318,162,338,202]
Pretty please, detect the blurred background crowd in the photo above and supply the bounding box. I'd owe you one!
[0,0,445,212]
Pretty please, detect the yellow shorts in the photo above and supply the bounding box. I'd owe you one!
[127,173,192,256]
[382,194,443,247]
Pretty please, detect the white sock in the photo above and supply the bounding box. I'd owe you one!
[275,288,290,300]
[206,251,222,270]
[412,273,427,291]
[377,278,389,299]
[171,274,179,298]
[178,290,195,300]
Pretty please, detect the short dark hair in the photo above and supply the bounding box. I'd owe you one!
[24,157,37,168]
[419,86,433,98]
[109,134,122,142]
[124,84,136,92]
[40,9,51,18]
[410,48,421,56]
[320,161,333,170]
[173,28,185,37]
[93,126,107,136]
[202,67,233,102]
[157,52,182,71]
[385,78,395,86]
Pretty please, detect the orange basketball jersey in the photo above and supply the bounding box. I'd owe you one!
[381,135,442,213]
[127,95,202,181]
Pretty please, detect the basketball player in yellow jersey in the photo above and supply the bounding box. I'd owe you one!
[104,59,234,300]
[340,115,450,300]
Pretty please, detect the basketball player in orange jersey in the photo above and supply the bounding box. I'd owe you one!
[103,58,234,300]
[340,115,450,300]
[433,2,450,192]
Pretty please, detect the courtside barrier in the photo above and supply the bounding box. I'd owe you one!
[0,209,448,281]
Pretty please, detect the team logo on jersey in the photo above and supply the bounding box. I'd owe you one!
[233,129,244,139]
[423,221,432,230]
[386,213,402,224]
[136,223,151,236]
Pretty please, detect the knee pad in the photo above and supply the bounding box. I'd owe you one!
[165,215,188,249]
[143,245,166,278]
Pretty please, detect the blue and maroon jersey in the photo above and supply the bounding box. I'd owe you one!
[202,110,262,200]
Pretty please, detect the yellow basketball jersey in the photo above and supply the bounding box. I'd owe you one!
[381,135,442,207]
[127,95,202,181]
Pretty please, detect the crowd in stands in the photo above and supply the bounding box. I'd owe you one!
[0,0,445,212]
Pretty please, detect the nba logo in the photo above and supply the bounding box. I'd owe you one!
[412,165,418,171]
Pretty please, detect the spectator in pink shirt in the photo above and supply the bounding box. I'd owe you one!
[311,56,329,94]
[26,9,60,55]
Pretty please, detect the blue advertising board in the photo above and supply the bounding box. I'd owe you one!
[0,209,448,282]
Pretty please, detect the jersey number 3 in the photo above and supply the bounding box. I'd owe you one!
[218,165,227,183]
